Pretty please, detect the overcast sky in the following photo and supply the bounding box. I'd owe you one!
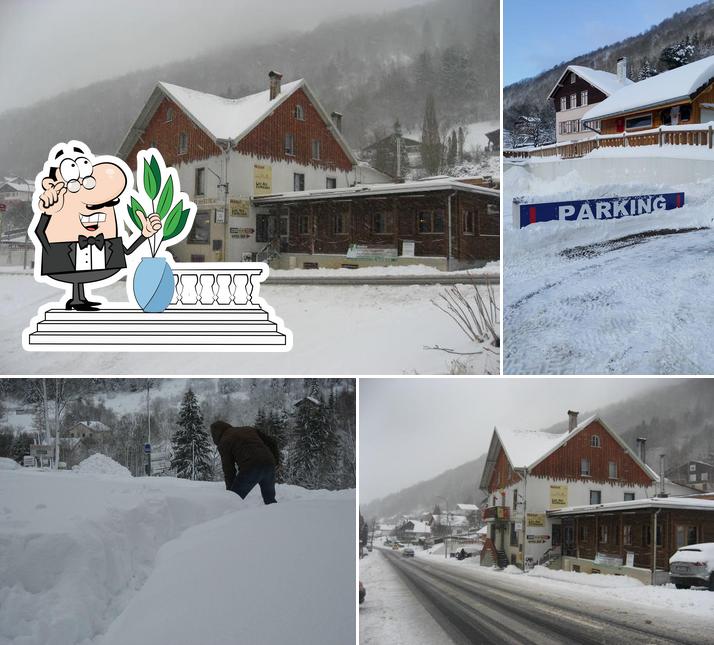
[0,0,427,112]
[504,0,704,85]
[359,378,679,504]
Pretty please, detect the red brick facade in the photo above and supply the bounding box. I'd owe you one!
[124,87,353,173]
[488,447,522,493]
[236,88,353,172]
[530,420,654,487]
[126,97,222,171]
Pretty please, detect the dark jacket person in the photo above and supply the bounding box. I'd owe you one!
[210,420,279,505]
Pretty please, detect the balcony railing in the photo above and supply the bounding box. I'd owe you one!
[483,505,511,521]
[170,263,267,307]
[504,123,714,160]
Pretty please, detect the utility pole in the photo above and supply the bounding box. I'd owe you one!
[191,440,195,481]
[145,381,152,477]
[42,378,50,468]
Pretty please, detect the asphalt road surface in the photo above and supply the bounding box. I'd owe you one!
[380,550,709,645]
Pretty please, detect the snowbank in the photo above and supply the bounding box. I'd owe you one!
[73,453,132,478]
[0,457,19,470]
[0,468,355,645]
[528,565,642,588]
[503,564,523,575]
[269,261,500,278]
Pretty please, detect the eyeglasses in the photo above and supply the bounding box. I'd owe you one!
[67,176,96,193]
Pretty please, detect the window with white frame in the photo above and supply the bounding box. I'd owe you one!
[293,173,305,191]
[166,107,174,122]
[581,457,591,477]
[294,105,305,121]
[195,167,205,196]
[589,490,601,505]
[570,72,576,84]
[690,464,697,472]
[625,114,653,130]
[560,96,567,111]
[298,214,310,235]
[311,139,321,160]
[702,472,709,481]
[609,461,617,479]
[332,211,349,235]
[570,93,577,109]
[591,435,601,447]
[690,473,697,482]
[580,90,588,106]
[178,132,188,155]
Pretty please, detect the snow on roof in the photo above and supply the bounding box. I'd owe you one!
[253,177,499,204]
[477,525,488,535]
[551,65,633,100]
[548,496,714,516]
[456,503,479,511]
[75,421,111,433]
[0,177,33,192]
[159,80,304,142]
[405,520,430,533]
[495,425,571,469]
[584,55,714,121]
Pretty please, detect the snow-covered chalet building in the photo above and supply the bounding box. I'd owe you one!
[548,58,633,143]
[478,411,660,569]
[117,71,362,262]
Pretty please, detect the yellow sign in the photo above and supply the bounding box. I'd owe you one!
[549,485,568,508]
[253,164,272,196]
[527,513,546,527]
[231,199,250,217]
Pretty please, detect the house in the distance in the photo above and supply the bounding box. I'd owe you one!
[67,421,112,440]
[479,411,659,569]
[0,177,33,205]
[666,458,714,492]
[548,58,633,143]
[584,54,714,134]
[117,71,360,262]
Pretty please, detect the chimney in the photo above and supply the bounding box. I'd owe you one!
[616,57,628,83]
[567,410,579,432]
[636,437,647,465]
[659,454,668,497]
[331,111,343,133]
[269,70,283,101]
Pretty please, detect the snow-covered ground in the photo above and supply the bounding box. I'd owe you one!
[504,162,714,373]
[0,466,355,645]
[1,274,499,374]
[415,551,714,620]
[359,549,452,645]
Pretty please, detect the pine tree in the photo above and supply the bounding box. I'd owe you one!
[12,433,33,463]
[421,94,442,175]
[638,59,657,80]
[288,384,339,489]
[170,389,213,481]
[446,130,458,167]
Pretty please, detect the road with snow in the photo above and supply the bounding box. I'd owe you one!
[373,549,712,645]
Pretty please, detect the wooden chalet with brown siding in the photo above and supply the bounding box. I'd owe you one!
[549,497,714,585]
[252,177,499,270]
[116,71,360,262]
[548,59,633,143]
[479,412,659,570]
[584,54,714,135]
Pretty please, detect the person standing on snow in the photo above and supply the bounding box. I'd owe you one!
[210,420,280,505]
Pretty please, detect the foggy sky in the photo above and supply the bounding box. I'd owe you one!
[0,0,427,113]
[359,378,679,504]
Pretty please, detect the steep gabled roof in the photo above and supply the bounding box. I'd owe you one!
[479,415,657,491]
[116,79,357,165]
[547,65,633,101]
[584,54,714,121]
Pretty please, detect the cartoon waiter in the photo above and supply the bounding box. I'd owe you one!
[33,142,161,311]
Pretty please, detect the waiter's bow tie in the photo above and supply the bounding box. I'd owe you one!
[78,234,105,250]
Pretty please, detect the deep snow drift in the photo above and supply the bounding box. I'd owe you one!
[504,161,714,373]
[0,468,355,645]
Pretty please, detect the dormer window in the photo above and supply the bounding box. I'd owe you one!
[294,105,305,121]
[591,435,601,448]
[166,107,174,123]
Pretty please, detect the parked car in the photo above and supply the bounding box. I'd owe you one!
[669,543,714,590]
[367,545,373,552]
[359,581,366,604]
[392,543,401,550]
[403,547,415,557]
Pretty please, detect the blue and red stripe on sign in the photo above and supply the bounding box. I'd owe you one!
[519,192,685,228]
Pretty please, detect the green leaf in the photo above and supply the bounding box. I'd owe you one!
[127,196,144,231]
[163,200,187,240]
[156,175,174,218]
[164,208,191,242]
[143,158,159,200]
[149,156,161,192]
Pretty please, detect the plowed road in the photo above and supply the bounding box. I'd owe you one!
[379,549,711,645]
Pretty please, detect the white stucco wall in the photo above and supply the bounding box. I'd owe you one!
[555,104,598,143]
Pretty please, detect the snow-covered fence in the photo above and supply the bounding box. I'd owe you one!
[170,264,267,307]
[504,123,714,160]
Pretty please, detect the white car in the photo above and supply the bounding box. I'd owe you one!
[669,543,714,590]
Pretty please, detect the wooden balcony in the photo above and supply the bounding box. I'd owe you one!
[482,505,511,521]
[24,263,291,351]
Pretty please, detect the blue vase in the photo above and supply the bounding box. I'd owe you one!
[133,257,175,313]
